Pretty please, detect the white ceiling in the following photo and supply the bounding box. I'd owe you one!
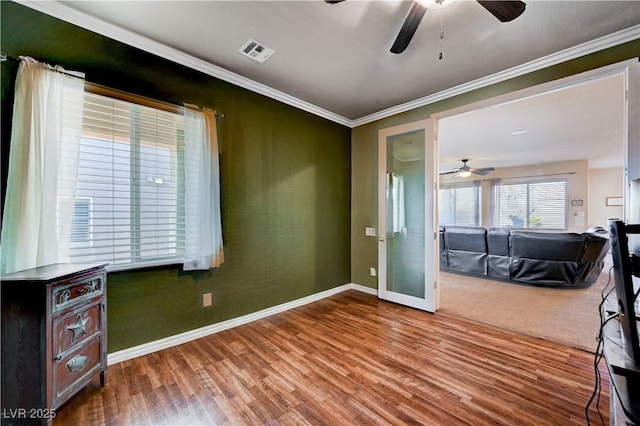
[22,0,640,171]
[438,72,626,172]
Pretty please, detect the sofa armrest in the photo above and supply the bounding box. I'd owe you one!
[581,233,610,262]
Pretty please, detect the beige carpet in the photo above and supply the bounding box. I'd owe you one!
[438,260,614,353]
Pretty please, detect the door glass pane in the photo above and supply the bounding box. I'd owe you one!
[386,130,425,298]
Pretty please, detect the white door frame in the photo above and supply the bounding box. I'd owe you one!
[377,118,439,312]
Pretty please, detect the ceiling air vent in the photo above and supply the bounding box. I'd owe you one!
[239,38,274,64]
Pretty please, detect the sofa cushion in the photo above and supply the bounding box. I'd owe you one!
[510,258,580,286]
[448,251,487,275]
[509,232,586,262]
[444,226,487,253]
[487,227,510,256]
[443,226,487,275]
[487,255,510,279]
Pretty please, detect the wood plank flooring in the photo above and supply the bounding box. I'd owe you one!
[54,291,610,425]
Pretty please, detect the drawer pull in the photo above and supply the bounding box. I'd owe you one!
[66,314,89,342]
[66,355,89,373]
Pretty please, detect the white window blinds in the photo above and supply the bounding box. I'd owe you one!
[391,173,405,233]
[439,185,481,226]
[497,180,567,229]
[68,92,186,268]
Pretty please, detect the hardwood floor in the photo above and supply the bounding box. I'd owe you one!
[54,290,610,425]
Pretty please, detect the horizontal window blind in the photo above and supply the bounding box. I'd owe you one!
[439,186,480,226]
[391,173,404,233]
[68,92,186,268]
[497,180,567,229]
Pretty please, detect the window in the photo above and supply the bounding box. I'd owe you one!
[69,91,186,268]
[496,180,567,229]
[439,185,481,226]
[391,173,405,233]
[1,59,223,275]
[70,197,93,248]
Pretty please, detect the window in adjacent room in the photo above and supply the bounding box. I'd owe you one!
[70,197,93,249]
[496,179,567,229]
[391,173,405,233]
[439,184,481,226]
[69,90,186,268]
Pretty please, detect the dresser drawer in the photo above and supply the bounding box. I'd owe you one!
[52,271,104,313]
[53,336,104,407]
[53,302,103,356]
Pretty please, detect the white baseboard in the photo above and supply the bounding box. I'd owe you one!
[107,283,377,365]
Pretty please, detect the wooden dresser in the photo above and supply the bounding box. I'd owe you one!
[1,263,107,424]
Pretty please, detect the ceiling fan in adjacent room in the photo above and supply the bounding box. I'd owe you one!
[439,159,495,177]
[325,0,526,54]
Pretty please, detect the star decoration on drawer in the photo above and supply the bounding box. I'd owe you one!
[66,314,89,341]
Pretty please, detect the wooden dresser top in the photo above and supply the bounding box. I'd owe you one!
[1,263,108,282]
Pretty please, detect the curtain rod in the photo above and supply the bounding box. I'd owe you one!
[1,52,225,119]
[1,52,84,79]
[87,82,225,118]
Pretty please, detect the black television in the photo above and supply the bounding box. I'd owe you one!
[608,219,640,373]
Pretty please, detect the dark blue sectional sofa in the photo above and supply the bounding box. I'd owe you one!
[439,226,610,287]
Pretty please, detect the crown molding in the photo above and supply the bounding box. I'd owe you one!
[16,0,353,127]
[16,1,640,129]
[351,24,640,127]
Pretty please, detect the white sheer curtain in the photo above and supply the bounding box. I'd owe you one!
[183,105,224,270]
[0,57,85,274]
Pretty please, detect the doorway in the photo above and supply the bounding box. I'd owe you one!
[433,59,637,349]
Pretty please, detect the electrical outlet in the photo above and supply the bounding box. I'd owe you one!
[370,267,377,277]
[203,293,212,307]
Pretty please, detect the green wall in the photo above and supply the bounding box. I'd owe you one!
[351,40,640,288]
[0,2,351,352]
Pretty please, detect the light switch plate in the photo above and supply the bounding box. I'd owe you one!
[365,227,376,237]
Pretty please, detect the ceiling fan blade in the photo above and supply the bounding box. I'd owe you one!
[476,1,526,22]
[439,170,459,176]
[470,167,495,176]
[390,2,427,54]
[324,0,346,3]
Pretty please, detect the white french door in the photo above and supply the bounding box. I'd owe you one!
[378,119,439,312]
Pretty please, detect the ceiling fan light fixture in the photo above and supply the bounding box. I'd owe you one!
[458,170,472,177]
[416,0,456,9]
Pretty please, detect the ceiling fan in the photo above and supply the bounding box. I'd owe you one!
[439,159,495,177]
[325,0,526,54]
